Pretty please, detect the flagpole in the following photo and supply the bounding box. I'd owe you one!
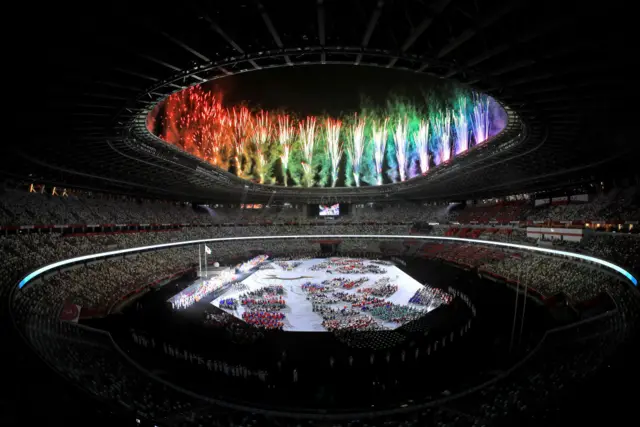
[198,244,202,278]
[204,247,208,278]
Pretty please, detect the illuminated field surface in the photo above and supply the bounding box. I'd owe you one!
[211,258,446,332]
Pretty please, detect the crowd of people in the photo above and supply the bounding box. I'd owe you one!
[409,287,454,307]
[240,295,286,311]
[169,273,234,310]
[274,261,303,270]
[298,271,448,331]
[478,254,616,302]
[2,185,639,229]
[322,276,369,290]
[367,304,426,324]
[357,280,398,298]
[241,311,285,330]
[1,187,638,427]
[218,298,238,310]
[311,258,387,275]
[238,286,286,312]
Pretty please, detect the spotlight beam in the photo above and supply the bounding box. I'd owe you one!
[161,31,211,62]
[256,2,293,66]
[356,0,384,65]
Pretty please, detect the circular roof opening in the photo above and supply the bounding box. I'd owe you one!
[147,65,507,187]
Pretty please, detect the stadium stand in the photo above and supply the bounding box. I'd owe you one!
[2,188,639,427]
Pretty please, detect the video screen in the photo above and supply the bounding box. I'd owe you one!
[319,203,340,216]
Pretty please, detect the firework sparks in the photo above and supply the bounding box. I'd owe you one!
[278,114,295,186]
[472,94,490,145]
[347,115,366,187]
[434,110,452,164]
[325,118,343,187]
[414,119,430,174]
[252,111,273,183]
[453,96,470,155]
[372,118,388,185]
[230,106,252,175]
[299,117,317,187]
[208,113,228,166]
[151,86,504,187]
[394,117,409,182]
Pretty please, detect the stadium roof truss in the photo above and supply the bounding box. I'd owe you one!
[16,0,634,203]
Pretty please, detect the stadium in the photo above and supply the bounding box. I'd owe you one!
[3,1,639,426]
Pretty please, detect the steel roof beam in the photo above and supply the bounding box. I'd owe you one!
[139,54,182,72]
[161,31,210,62]
[203,14,261,70]
[317,0,326,63]
[387,0,453,67]
[84,93,127,101]
[74,103,118,110]
[464,21,558,69]
[96,81,144,92]
[317,0,325,45]
[491,59,536,76]
[70,112,111,117]
[356,0,384,65]
[403,0,453,52]
[256,2,292,65]
[506,73,554,86]
[437,2,518,59]
[113,67,159,82]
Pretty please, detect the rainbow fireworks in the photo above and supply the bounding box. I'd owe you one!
[299,117,317,187]
[414,119,429,175]
[432,110,452,165]
[472,93,490,146]
[372,119,388,185]
[453,96,470,155]
[149,86,505,187]
[325,118,343,188]
[347,115,366,187]
[252,111,272,184]
[278,115,294,187]
[393,117,409,182]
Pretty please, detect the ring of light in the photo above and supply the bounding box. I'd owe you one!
[17,235,637,289]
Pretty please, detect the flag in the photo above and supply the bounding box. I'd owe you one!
[205,245,212,255]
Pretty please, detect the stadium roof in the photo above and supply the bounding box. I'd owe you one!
[11,0,636,203]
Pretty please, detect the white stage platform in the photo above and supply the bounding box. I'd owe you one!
[211,258,440,332]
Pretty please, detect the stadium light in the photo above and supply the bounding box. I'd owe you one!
[17,235,637,290]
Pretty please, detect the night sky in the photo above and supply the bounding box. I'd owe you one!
[202,65,452,116]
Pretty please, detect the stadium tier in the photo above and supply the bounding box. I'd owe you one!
[5,2,639,425]
[2,187,639,426]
